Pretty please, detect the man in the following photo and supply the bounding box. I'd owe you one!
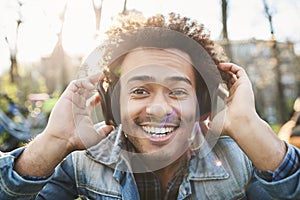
[0,13,299,199]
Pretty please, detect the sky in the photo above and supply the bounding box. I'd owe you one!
[0,0,300,75]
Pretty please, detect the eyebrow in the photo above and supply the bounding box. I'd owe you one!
[127,75,192,86]
[127,75,154,84]
[167,76,192,86]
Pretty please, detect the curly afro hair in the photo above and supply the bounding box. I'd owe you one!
[105,12,229,65]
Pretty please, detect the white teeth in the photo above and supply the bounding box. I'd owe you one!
[142,126,174,135]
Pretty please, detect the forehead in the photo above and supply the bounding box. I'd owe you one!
[119,48,195,83]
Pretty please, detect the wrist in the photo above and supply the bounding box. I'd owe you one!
[226,112,286,171]
[42,126,78,153]
[226,111,259,139]
[14,132,71,176]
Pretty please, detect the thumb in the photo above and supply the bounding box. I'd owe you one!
[210,109,227,136]
[96,125,115,138]
[78,124,115,149]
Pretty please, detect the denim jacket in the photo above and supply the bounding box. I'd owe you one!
[0,126,300,200]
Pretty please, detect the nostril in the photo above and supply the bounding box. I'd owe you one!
[146,104,172,117]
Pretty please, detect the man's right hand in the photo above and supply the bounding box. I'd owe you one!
[44,72,114,151]
[14,73,114,176]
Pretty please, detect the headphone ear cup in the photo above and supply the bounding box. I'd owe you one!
[97,80,118,126]
[109,81,121,125]
[198,89,211,117]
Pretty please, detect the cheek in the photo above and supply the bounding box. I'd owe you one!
[120,96,145,121]
[175,99,198,120]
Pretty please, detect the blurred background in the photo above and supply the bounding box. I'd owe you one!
[0,0,299,150]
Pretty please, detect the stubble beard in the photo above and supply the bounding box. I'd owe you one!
[121,116,194,167]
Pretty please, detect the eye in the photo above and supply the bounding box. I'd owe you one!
[169,89,188,98]
[133,88,148,95]
[130,88,149,98]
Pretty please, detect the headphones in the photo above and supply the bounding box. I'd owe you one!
[97,68,119,126]
[96,28,227,126]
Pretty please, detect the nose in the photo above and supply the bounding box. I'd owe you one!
[146,94,173,118]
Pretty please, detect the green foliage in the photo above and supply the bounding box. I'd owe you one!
[0,73,19,109]
[270,123,281,134]
[42,97,59,116]
[0,70,50,104]
[285,98,296,115]
[0,70,56,150]
[0,132,9,144]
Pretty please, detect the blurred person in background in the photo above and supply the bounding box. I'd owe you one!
[279,97,300,148]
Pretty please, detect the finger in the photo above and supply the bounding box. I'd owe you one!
[96,125,115,137]
[68,72,104,93]
[224,74,235,89]
[87,93,101,107]
[218,63,240,73]
[72,93,89,110]
[224,93,234,104]
[88,72,105,85]
[77,123,115,149]
[210,108,227,135]
[219,63,247,79]
[65,80,92,95]
[74,79,95,91]
[73,107,90,115]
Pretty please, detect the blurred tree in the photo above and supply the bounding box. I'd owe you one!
[122,0,127,14]
[6,0,23,83]
[41,2,68,94]
[263,0,287,123]
[92,0,104,37]
[221,0,233,60]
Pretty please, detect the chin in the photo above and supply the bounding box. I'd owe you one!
[144,141,189,162]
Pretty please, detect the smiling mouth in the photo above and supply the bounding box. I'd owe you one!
[142,126,177,137]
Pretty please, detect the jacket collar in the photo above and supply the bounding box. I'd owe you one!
[86,124,124,166]
[188,140,229,180]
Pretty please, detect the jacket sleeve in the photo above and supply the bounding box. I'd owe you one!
[0,147,52,199]
[37,153,78,199]
[0,148,78,200]
[254,144,300,199]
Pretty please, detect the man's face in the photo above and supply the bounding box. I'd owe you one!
[119,48,198,161]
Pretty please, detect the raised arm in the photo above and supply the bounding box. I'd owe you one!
[14,73,114,177]
[215,63,286,171]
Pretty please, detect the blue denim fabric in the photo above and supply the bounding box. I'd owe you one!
[0,127,299,199]
[0,148,52,199]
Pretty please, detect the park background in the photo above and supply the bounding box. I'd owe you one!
[0,0,299,149]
